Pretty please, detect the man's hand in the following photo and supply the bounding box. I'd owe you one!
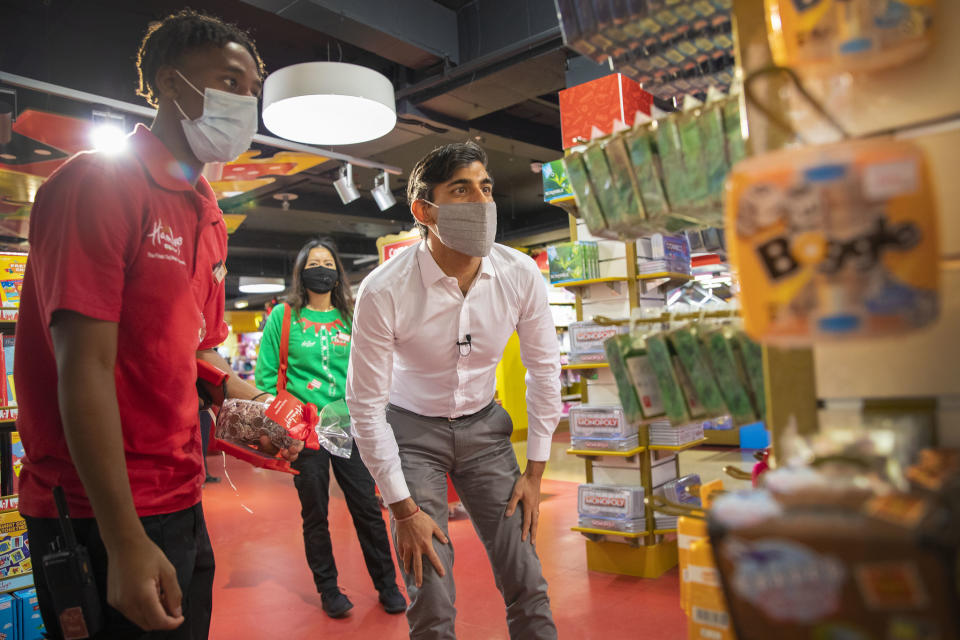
[505,460,546,544]
[392,499,449,588]
[106,534,184,631]
[257,435,304,462]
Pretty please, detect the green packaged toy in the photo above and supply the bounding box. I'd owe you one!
[624,125,670,222]
[701,327,756,425]
[668,327,729,418]
[643,333,691,424]
[547,241,598,284]
[604,333,646,426]
[603,136,648,230]
[722,97,746,167]
[677,109,711,210]
[732,330,765,419]
[563,152,608,235]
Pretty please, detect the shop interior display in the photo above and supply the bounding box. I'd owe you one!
[0,0,957,635]
[555,0,736,107]
[544,1,958,635]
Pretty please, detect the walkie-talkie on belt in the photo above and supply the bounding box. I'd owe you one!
[41,486,102,639]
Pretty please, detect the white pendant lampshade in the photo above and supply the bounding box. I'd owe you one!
[238,276,285,294]
[262,62,397,145]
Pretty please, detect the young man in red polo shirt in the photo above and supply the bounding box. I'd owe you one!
[14,11,301,639]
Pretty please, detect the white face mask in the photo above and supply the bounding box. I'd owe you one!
[174,70,259,163]
[422,200,498,257]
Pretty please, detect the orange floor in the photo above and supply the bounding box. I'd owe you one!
[202,453,688,640]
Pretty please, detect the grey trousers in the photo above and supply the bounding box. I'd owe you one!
[386,402,557,640]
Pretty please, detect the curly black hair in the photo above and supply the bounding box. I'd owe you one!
[406,141,488,238]
[135,9,265,108]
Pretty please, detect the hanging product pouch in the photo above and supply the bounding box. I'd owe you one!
[644,333,692,424]
[732,330,766,419]
[727,137,940,344]
[700,327,758,426]
[603,135,650,232]
[624,124,671,224]
[583,139,635,234]
[668,327,730,419]
[764,0,936,74]
[564,151,609,235]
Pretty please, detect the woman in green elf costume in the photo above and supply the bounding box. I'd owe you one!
[255,237,405,619]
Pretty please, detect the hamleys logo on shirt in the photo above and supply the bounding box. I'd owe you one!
[148,221,184,256]
[146,220,186,266]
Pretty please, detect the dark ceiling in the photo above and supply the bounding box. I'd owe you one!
[1,0,575,305]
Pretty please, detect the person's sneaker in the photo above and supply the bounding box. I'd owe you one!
[378,586,407,614]
[321,589,354,618]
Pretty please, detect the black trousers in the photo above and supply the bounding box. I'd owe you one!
[24,503,215,640]
[292,445,397,594]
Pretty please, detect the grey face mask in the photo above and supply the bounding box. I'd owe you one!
[422,200,497,257]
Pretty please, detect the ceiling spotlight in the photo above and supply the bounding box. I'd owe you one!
[233,299,250,309]
[273,192,298,211]
[262,61,397,145]
[90,110,126,154]
[371,171,396,211]
[333,164,360,204]
[238,276,285,294]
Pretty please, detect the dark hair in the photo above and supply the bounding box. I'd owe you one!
[286,238,354,325]
[136,9,265,108]
[406,141,488,238]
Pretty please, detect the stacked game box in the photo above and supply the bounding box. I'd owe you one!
[569,405,639,452]
[648,419,705,446]
[568,321,625,364]
[577,484,646,533]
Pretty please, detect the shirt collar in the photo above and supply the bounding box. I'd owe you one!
[129,123,222,222]
[417,241,497,288]
[128,123,199,193]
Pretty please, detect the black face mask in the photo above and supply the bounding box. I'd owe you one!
[301,266,339,294]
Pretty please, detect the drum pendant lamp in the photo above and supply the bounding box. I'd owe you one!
[262,62,397,145]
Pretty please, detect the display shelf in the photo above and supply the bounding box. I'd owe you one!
[561,394,582,402]
[636,272,693,282]
[553,277,629,289]
[572,525,647,539]
[583,538,678,578]
[703,426,744,446]
[652,528,679,535]
[648,438,708,452]
[636,272,693,295]
[561,362,609,370]
[0,407,17,426]
[567,444,646,459]
[549,302,577,306]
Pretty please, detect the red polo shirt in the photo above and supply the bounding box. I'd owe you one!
[15,124,229,519]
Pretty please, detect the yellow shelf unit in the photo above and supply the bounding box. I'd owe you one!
[636,272,693,281]
[561,362,609,370]
[567,445,646,458]
[648,438,709,452]
[552,277,630,288]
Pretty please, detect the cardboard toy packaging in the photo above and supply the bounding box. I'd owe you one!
[764,0,936,73]
[726,138,939,344]
[559,73,653,149]
[687,538,737,640]
[709,501,959,639]
[13,588,44,640]
[0,593,13,640]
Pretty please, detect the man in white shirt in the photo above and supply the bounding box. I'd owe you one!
[346,142,561,639]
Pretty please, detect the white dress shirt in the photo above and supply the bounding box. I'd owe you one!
[345,241,562,505]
